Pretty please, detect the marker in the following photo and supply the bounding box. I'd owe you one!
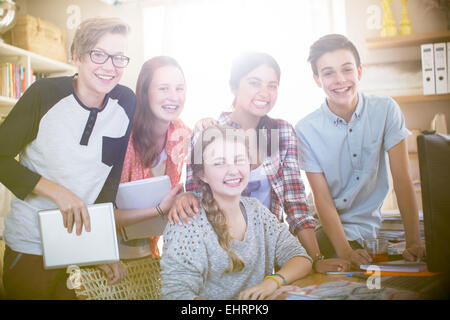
[326,272,366,277]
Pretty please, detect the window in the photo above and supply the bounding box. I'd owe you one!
[142,0,346,129]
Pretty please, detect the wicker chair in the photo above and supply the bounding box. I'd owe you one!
[74,256,161,300]
[0,240,5,298]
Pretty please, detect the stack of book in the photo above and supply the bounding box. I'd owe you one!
[379,209,424,243]
[0,63,47,100]
[0,63,26,99]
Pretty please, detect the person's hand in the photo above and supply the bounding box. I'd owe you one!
[168,192,200,226]
[403,242,426,262]
[266,285,301,300]
[314,258,351,273]
[98,262,127,285]
[52,186,91,236]
[194,117,218,132]
[159,183,184,215]
[238,278,279,300]
[342,248,372,268]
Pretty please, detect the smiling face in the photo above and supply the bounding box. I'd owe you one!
[148,65,186,123]
[233,64,279,118]
[313,49,362,111]
[200,137,250,201]
[73,32,127,98]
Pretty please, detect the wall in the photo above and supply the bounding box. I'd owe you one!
[15,0,144,90]
[345,0,449,212]
[345,0,450,132]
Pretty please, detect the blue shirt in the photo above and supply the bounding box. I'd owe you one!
[295,92,410,242]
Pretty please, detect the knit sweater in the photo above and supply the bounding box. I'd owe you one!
[161,197,311,300]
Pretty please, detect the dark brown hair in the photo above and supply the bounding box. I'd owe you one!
[133,56,185,167]
[307,34,361,75]
[229,52,280,157]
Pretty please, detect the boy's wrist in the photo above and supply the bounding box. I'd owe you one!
[338,246,354,260]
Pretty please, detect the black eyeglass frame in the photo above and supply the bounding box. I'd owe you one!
[88,49,130,68]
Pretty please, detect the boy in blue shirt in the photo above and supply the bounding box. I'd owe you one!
[295,34,425,268]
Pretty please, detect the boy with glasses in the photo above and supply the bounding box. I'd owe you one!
[295,34,425,268]
[0,17,136,299]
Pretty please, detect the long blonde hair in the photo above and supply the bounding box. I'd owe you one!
[191,125,248,273]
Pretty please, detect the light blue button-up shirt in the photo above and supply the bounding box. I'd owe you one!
[295,92,410,242]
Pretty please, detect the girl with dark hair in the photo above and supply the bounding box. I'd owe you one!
[169,52,350,274]
[115,56,192,260]
[161,125,312,300]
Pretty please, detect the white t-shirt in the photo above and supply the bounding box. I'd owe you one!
[242,164,271,209]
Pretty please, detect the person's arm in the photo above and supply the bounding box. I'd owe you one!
[34,177,91,235]
[160,219,206,300]
[280,124,318,244]
[194,117,218,132]
[296,227,351,273]
[238,256,311,300]
[387,139,425,261]
[0,81,43,199]
[167,136,201,226]
[306,172,372,267]
[239,208,312,300]
[115,183,183,227]
[0,81,93,236]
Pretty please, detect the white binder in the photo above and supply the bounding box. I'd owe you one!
[433,43,447,94]
[421,43,435,95]
[447,42,450,93]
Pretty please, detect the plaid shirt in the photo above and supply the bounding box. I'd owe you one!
[186,112,317,234]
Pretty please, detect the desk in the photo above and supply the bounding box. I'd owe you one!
[292,272,364,288]
[285,271,450,300]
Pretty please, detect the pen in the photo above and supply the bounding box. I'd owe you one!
[326,272,366,277]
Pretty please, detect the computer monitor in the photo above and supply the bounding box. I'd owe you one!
[417,131,450,273]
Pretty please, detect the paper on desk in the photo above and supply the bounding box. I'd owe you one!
[360,260,427,273]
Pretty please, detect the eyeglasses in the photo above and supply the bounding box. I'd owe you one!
[89,49,130,68]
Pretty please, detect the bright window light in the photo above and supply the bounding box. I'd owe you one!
[142,0,346,130]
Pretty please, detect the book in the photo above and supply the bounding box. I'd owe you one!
[434,43,448,94]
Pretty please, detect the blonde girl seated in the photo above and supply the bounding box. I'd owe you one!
[161,126,312,300]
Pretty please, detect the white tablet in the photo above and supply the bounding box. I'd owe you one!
[38,202,119,270]
[115,175,171,241]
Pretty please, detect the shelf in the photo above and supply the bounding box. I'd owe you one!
[0,42,77,119]
[0,96,17,116]
[366,30,450,49]
[392,93,450,104]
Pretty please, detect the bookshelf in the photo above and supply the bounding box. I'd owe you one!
[0,41,77,118]
[392,93,450,104]
[366,31,449,216]
[366,31,450,105]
